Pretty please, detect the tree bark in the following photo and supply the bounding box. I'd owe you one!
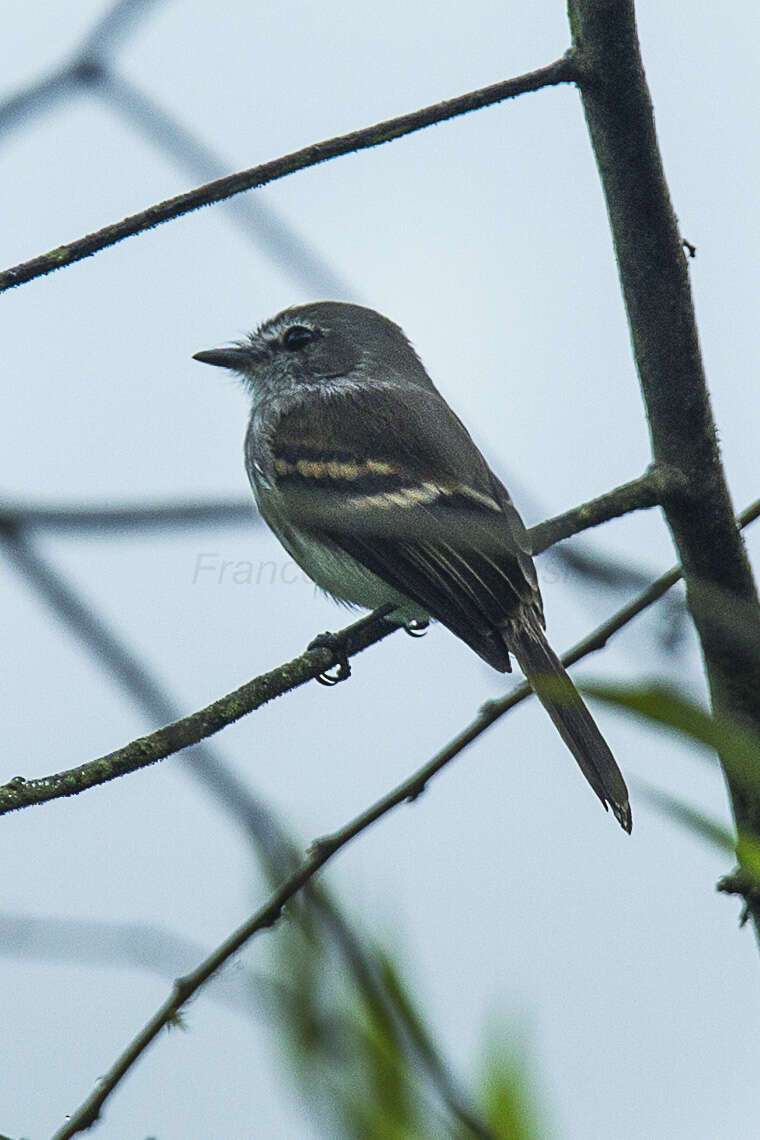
[568,0,760,936]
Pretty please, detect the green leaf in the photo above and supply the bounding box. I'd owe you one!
[583,681,760,790]
[583,682,760,892]
[478,1032,547,1140]
[637,782,760,881]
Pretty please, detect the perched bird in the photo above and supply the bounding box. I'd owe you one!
[194,302,631,832]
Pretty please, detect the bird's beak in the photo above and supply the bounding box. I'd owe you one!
[192,347,255,371]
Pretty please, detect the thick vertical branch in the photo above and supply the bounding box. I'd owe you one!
[568,0,760,933]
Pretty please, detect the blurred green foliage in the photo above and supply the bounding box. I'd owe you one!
[586,681,760,891]
[254,877,547,1139]
[249,679,760,1137]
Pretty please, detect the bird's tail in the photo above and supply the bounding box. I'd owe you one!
[510,618,632,833]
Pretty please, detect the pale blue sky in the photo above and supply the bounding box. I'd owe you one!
[2,2,759,1136]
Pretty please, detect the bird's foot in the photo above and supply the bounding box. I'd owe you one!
[307,604,399,686]
[307,630,352,686]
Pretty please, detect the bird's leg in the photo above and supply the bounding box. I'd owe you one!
[307,603,396,685]
[307,629,352,686]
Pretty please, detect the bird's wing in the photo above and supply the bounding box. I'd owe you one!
[268,383,542,671]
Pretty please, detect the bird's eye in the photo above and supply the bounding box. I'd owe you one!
[282,325,315,350]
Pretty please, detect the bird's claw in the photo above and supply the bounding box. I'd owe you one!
[307,630,352,686]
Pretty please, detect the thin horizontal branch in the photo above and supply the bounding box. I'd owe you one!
[52,496,760,1139]
[0,911,256,1014]
[0,56,574,293]
[0,498,256,533]
[529,466,669,554]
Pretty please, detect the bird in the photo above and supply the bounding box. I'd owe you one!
[193,302,631,832]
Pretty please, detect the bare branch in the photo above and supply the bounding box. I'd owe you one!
[529,466,671,554]
[568,0,760,938]
[51,495,760,1139]
[0,57,574,293]
[0,604,400,817]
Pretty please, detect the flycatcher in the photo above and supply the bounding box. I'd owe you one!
[194,302,631,832]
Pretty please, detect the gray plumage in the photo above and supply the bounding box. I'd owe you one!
[194,302,631,832]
